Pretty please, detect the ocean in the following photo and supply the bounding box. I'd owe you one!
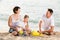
[0,0,60,32]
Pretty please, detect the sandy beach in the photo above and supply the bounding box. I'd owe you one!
[0,0,60,40]
[0,32,60,40]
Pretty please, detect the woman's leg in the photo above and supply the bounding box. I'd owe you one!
[9,28,18,36]
[12,31,17,36]
[9,28,15,33]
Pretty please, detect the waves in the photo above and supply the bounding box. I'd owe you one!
[0,14,9,21]
[0,13,40,23]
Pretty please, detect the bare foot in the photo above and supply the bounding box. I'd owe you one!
[12,31,17,36]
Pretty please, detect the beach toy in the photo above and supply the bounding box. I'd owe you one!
[19,30,24,35]
[31,30,40,36]
[31,30,43,36]
[39,33,44,36]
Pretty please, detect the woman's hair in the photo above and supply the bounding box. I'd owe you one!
[13,6,20,14]
[24,15,29,19]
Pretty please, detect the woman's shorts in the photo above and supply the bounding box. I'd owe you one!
[9,28,16,33]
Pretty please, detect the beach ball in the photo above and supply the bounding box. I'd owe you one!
[19,30,23,35]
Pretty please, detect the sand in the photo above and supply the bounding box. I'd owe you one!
[0,32,60,40]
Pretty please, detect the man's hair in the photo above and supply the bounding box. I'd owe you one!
[24,15,29,19]
[48,8,53,14]
[13,6,20,14]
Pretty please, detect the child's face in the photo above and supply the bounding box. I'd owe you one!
[46,11,52,18]
[24,18,29,22]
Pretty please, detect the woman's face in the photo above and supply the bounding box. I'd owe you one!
[16,9,20,14]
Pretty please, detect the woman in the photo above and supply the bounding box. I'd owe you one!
[8,6,22,36]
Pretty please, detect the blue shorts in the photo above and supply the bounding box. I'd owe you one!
[9,28,16,33]
[9,28,26,33]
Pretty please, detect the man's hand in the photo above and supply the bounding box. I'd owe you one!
[48,26,54,32]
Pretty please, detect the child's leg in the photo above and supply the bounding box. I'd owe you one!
[26,28,31,33]
[23,28,31,36]
[26,29,31,36]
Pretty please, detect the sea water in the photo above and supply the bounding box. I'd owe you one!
[0,0,60,32]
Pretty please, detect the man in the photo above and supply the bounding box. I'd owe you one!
[39,8,54,35]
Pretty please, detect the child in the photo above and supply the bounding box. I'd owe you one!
[39,9,54,35]
[24,15,31,35]
[18,15,31,36]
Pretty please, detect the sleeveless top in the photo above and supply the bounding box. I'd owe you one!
[11,15,22,27]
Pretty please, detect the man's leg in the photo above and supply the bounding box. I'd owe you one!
[42,29,54,35]
[47,26,54,35]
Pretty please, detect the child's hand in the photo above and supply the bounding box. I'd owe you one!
[39,30,42,33]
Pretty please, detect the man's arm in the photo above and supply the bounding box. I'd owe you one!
[39,20,42,32]
[49,17,54,32]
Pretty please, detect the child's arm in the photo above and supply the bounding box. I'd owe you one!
[25,22,29,31]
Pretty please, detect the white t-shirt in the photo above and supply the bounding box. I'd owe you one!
[40,14,54,31]
[18,21,27,28]
[17,21,27,31]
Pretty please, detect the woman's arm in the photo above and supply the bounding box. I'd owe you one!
[39,20,42,32]
[8,16,13,28]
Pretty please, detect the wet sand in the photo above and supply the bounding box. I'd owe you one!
[0,32,60,40]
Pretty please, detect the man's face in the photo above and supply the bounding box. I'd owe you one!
[46,11,52,18]
[24,18,29,22]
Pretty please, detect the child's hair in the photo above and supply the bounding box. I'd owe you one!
[24,15,29,19]
[13,6,20,14]
[48,8,53,14]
